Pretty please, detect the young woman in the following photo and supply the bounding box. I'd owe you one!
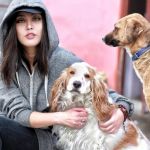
[0,0,134,149]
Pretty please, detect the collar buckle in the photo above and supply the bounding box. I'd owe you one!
[132,52,139,61]
[135,52,139,59]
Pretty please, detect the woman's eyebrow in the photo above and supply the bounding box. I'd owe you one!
[16,14,25,17]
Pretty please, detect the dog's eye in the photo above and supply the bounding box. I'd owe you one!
[70,71,75,74]
[133,26,137,31]
[114,27,118,33]
[85,74,90,78]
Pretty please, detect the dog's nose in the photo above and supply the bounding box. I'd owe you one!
[73,81,82,88]
[102,37,105,42]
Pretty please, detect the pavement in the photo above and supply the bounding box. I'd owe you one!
[130,99,150,140]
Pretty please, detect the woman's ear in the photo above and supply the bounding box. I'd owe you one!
[49,68,68,112]
[92,74,116,121]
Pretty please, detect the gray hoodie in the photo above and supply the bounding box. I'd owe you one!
[0,0,134,150]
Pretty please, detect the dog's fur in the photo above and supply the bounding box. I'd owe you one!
[102,13,150,111]
[49,62,150,150]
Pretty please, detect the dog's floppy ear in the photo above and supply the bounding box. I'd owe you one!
[92,74,116,121]
[49,68,68,112]
[126,18,143,43]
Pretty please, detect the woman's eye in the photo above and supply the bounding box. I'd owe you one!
[33,17,41,21]
[16,19,25,23]
[85,74,90,78]
[70,71,75,74]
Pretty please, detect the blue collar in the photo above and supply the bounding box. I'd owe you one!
[132,45,150,61]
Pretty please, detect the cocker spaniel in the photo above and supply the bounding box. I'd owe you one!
[49,62,150,150]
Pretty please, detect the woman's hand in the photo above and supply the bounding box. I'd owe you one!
[58,108,88,129]
[98,108,124,134]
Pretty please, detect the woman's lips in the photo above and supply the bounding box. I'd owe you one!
[25,33,36,39]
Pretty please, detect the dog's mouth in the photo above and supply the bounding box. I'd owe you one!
[70,89,80,94]
[102,35,120,47]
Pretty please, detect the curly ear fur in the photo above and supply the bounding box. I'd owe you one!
[126,19,143,43]
[93,74,117,121]
[49,68,68,112]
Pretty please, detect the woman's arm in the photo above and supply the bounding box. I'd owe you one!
[108,88,134,117]
[30,108,88,129]
[0,77,88,129]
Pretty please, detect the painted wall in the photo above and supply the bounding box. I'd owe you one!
[42,0,122,91]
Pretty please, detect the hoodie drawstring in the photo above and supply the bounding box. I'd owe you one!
[45,75,49,107]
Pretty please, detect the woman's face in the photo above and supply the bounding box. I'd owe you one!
[16,12,43,49]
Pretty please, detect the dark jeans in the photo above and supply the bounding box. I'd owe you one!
[0,116,39,150]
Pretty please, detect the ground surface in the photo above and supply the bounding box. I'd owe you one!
[130,99,150,140]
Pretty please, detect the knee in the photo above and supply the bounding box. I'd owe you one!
[0,116,11,127]
[0,116,17,129]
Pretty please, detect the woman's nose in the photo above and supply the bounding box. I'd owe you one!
[26,21,33,30]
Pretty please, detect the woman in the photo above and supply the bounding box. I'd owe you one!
[0,0,134,150]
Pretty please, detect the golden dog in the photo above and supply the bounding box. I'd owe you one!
[102,13,150,111]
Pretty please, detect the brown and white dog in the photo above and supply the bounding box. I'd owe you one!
[102,13,150,111]
[49,62,150,150]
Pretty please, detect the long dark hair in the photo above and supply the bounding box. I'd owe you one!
[1,11,50,87]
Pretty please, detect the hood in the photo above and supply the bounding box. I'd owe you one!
[0,0,59,53]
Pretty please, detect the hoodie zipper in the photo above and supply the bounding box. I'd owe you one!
[21,61,36,110]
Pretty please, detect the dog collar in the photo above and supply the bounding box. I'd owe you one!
[132,45,150,61]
